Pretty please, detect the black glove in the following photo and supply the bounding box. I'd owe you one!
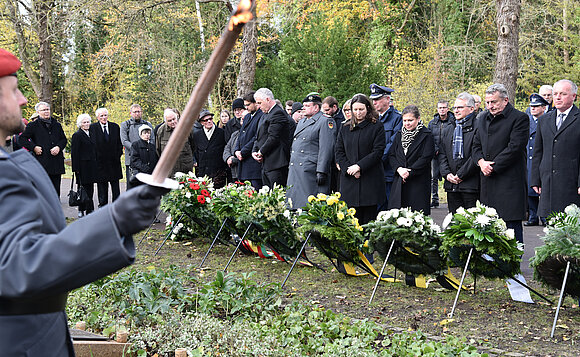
[316,172,327,186]
[111,185,169,236]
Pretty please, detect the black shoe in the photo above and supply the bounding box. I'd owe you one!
[430,202,439,208]
[524,220,539,226]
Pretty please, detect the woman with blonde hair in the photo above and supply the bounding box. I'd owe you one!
[71,113,98,216]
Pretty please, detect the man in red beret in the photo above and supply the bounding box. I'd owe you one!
[0,48,168,356]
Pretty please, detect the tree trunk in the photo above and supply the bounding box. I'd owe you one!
[236,6,257,97]
[562,0,569,67]
[494,0,521,104]
[35,0,54,106]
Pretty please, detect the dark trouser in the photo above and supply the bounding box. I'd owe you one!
[431,158,440,203]
[97,180,120,207]
[527,195,539,223]
[80,182,95,213]
[125,165,134,190]
[247,178,263,190]
[49,174,61,197]
[355,205,377,263]
[377,181,393,212]
[505,220,523,244]
[447,191,479,214]
[262,167,288,188]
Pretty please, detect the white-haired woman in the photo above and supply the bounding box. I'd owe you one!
[71,113,97,216]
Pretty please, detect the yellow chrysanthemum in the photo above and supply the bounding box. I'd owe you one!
[335,192,341,198]
[317,193,327,200]
[363,240,369,248]
[326,196,339,205]
[337,212,345,220]
[339,202,346,208]
[348,208,356,215]
[308,195,316,203]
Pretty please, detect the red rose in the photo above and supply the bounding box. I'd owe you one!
[188,178,194,182]
[197,195,206,204]
[201,189,210,197]
[190,183,200,190]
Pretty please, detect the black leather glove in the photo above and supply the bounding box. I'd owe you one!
[111,185,169,236]
[316,172,327,186]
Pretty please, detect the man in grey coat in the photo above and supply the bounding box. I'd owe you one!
[0,48,167,356]
[286,94,337,209]
[120,104,154,189]
[531,79,580,217]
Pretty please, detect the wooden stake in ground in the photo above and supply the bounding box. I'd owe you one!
[138,0,255,188]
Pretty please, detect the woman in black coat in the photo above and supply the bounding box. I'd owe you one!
[335,94,386,224]
[71,114,98,216]
[388,105,435,215]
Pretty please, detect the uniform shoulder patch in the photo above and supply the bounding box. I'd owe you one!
[328,121,334,129]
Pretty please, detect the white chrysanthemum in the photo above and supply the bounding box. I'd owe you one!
[442,213,453,229]
[505,229,515,240]
[564,204,579,216]
[467,207,480,214]
[297,208,303,215]
[259,186,270,195]
[174,172,186,178]
[283,210,291,218]
[177,223,184,229]
[185,192,192,199]
[475,214,491,226]
[396,217,407,226]
[403,218,413,227]
[485,207,497,217]
[392,210,399,218]
[456,207,466,215]
[206,197,211,204]
[432,224,441,234]
[414,215,424,224]
[517,242,525,251]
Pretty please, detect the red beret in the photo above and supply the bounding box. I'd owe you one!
[0,49,22,77]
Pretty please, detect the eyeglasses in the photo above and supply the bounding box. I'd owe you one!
[199,118,212,123]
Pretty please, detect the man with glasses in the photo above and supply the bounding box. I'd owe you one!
[193,109,228,188]
[20,101,67,195]
[428,100,455,208]
[438,93,479,213]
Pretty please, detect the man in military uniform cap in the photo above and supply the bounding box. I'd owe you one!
[0,48,167,356]
[369,83,402,211]
[524,93,549,226]
[286,93,337,208]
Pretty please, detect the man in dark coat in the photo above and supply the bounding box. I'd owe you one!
[90,107,123,207]
[369,83,402,211]
[472,83,529,243]
[235,91,263,189]
[427,100,456,208]
[193,110,228,189]
[531,79,580,218]
[322,95,345,192]
[0,48,167,357]
[224,98,244,143]
[252,88,293,187]
[155,108,195,178]
[524,94,549,226]
[20,101,67,195]
[438,93,479,213]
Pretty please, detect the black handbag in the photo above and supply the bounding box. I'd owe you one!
[68,175,81,207]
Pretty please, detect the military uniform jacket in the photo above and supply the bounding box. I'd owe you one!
[286,111,336,209]
[253,104,292,172]
[438,115,479,193]
[531,105,580,217]
[472,103,529,221]
[236,110,263,180]
[0,148,135,356]
[527,113,539,197]
[89,122,123,182]
[387,127,435,215]
[70,129,99,185]
[20,117,67,175]
[380,106,402,182]
[335,120,386,207]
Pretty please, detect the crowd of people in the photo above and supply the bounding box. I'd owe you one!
[6,78,580,244]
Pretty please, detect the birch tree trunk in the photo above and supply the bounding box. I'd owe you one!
[35,0,54,106]
[494,0,521,103]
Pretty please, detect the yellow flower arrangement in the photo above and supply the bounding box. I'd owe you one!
[308,195,316,203]
[317,193,328,200]
[326,196,339,206]
[337,212,345,220]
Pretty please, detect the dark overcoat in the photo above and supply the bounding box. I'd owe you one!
[253,104,292,172]
[380,106,402,182]
[89,122,123,182]
[130,139,158,175]
[438,114,479,193]
[0,148,135,356]
[335,119,386,207]
[236,110,263,180]
[527,113,539,197]
[531,105,580,217]
[70,129,99,184]
[388,126,435,215]
[192,126,228,178]
[20,117,67,175]
[472,103,529,221]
